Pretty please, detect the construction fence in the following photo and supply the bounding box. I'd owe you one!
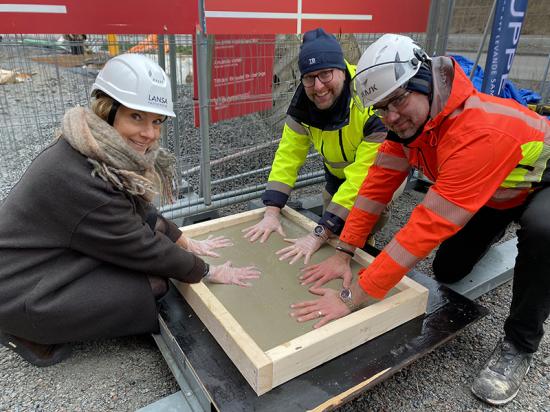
[1,3,549,222]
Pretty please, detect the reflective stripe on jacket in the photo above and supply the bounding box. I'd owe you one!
[340,56,550,299]
[263,61,385,235]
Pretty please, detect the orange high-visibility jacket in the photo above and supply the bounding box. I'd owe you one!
[340,57,550,299]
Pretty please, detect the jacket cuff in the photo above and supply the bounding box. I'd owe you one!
[319,212,345,236]
[357,268,389,300]
[357,251,409,299]
[187,255,208,283]
[159,215,183,243]
[340,230,369,249]
[262,190,288,208]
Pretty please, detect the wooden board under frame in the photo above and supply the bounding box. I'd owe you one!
[174,206,429,396]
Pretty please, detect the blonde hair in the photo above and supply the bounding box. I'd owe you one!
[90,92,115,122]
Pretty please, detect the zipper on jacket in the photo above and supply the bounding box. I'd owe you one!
[417,147,436,181]
[338,129,348,162]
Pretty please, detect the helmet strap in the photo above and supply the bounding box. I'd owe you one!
[107,100,121,126]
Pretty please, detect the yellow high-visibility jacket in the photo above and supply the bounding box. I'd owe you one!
[262,62,386,235]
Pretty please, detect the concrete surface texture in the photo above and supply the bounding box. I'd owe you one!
[198,218,350,350]
[195,216,393,352]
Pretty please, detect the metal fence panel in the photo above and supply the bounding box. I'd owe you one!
[1,10,548,219]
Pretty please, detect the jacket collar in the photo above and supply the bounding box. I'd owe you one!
[425,56,473,131]
[390,56,473,148]
[286,61,355,131]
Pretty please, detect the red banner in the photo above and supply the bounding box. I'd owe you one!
[2,1,430,35]
[204,0,431,34]
[0,0,197,33]
[193,35,274,126]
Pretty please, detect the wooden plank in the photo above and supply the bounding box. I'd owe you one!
[179,208,264,238]
[308,368,391,412]
[280,205,318,230]
[266,287,428,387]
[397,273,430,294]
[174,280,273,394]
[175,206,428,395]
[352,247,375,265]
[159,275,486,410]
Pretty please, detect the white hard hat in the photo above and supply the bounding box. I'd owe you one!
[92,53,175,117]
[352,34,430,111]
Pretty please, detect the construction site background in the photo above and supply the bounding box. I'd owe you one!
[451,0,550,34]
[1,1,549,223]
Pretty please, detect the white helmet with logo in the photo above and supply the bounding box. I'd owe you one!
[91,53,175,117]
[352,34,430,111]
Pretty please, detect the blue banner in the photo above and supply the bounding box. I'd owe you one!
[482,0,528,96]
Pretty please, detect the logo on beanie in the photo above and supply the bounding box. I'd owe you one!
[309,57,316,65]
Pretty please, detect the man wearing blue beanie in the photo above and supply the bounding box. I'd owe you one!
[244,28,394,268]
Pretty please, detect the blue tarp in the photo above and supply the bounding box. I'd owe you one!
[451,54,542,106]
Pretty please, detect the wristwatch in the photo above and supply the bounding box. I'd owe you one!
[312,224,328,240]
[339,288,355,311]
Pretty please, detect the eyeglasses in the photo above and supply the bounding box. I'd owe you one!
[351,54,425,113]
[301,69,334,88]
[373,91,411,117]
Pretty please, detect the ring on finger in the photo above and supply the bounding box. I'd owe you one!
[317,310,323,317]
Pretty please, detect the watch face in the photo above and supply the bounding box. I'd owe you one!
[340,288,352,302]
[314,225,325,237]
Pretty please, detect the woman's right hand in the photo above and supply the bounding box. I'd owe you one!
[205,261,261,287]
[242,206,285,243]
[299,252,353,288]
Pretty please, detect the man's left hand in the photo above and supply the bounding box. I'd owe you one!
[276,234,325,265]
[290,287,350,328]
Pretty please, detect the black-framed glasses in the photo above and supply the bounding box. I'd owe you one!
[373,90,411,117]
[301,69,334,88]
[350,53,426,112]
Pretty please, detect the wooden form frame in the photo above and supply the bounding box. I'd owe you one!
[174,207,428,396]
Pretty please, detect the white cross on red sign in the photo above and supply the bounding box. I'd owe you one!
[1,0,430,34]
[204,0,431,34]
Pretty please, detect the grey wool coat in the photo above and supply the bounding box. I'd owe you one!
[0,138,207,344]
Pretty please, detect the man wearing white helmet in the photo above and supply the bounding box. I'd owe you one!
[290,34,550,406]
[0,54,260,367]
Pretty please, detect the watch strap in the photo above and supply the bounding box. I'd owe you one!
[335,245,354,257]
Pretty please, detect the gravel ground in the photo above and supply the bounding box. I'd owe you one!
[0,41,549,412]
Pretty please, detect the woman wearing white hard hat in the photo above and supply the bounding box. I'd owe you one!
[0,53,260,367]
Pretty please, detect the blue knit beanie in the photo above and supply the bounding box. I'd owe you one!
[298,28,346,76]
